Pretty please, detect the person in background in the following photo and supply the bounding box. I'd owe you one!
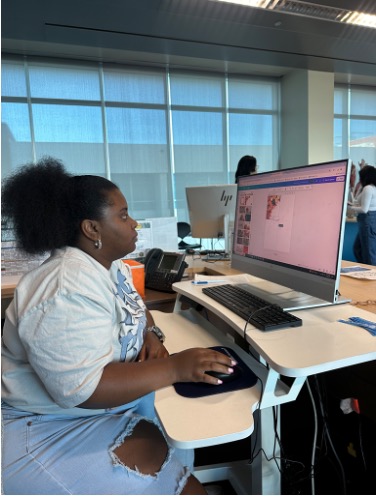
[348,164,376,265]
[1,157,236,495]
[235,155,257,184]
[353,159,368,201]
[348,162,357,202]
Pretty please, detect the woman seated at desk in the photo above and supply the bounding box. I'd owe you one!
[1,157,236,495]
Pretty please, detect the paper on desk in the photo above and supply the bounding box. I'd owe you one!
[338,317,376,336]
[341,268,376,280]
[341,265,371,273]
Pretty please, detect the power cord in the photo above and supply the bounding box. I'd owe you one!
[242,329,310,493]
[204,305,311,492]
[242,305,275,341]
[306,378,318,495]
[312,375,347,495]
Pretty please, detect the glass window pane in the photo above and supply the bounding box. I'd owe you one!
[334,87,347,114]
[1,102,33,176]
[172,110,223,146]
[107,106,171,218]
[107,109,169,173]
[2,102,31,142]
[229,113,274,174]
[170,74,223,107]
[2,61,27,97]
[349,119,376,166]
[103,68,166,104]
[334,118,344,148]
[229,114,272,145]
[173,110,226,218]
[113,173,173,219]
[228,79,276,110]
[32,104,103,142]
[334,85,376,168]
[333,118,345,159]
[29,64,101,100]
[348,119,376,169]
[32,104,105,174]
[106,107,167,145]
[350,119,376,143]
[351,88,376,116]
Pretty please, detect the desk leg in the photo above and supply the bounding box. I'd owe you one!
[252,407,281,495]
[173,293,183,312]
[194,408,281,495]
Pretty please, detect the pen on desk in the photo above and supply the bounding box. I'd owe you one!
[191,280,226,285]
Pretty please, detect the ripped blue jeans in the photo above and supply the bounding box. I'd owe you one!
[1,396,194,495]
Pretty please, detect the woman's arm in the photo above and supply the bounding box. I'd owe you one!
[129,308,169,361]
[79,347,236,409]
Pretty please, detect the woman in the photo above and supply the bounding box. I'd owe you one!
[1,157,236,495]
[234,155,257,184]
[348,164,376,265]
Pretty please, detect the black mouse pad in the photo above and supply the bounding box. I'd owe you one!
[173,346,259,398]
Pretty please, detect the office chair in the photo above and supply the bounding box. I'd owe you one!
[177,222,201,251]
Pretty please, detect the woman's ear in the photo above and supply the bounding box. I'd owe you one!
[80,219,100,242]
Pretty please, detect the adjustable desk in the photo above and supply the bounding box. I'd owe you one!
[152,262,376,494]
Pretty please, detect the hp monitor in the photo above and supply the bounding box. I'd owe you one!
[186,184,237,253]
[231,159,351,310]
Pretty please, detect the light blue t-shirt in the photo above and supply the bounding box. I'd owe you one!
[2,247,147,416]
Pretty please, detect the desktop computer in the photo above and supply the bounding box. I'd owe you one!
[231,158,351,310]
[186,184,237,258]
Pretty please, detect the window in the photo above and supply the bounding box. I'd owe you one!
[334,85,376,173]
[1,56,280,224]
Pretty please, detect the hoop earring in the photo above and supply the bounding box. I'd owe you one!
[94,239,102,250]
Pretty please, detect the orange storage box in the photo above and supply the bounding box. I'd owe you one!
[122,259,145,298]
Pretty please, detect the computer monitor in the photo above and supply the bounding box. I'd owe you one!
[231,159,351,311]
[186,184,237,253]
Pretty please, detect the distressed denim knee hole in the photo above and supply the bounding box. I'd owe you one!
[110,416,171,479]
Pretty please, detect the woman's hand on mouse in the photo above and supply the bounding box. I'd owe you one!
[170,348,236,385]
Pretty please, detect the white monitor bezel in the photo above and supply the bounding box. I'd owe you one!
[231,159,352,310]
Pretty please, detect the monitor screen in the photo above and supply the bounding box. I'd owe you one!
[231,159,351,310]
[186,184,237,249]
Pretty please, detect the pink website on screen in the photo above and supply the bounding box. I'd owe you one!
[234,161,348,277]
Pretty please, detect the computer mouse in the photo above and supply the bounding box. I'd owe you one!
[206,364,242,383]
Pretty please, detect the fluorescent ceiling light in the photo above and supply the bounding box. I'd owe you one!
[211,0,376,29]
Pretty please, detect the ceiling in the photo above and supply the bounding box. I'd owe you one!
[2,0,376,85]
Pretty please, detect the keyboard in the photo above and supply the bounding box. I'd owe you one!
[200,250,230,261]
[202,284,302,331]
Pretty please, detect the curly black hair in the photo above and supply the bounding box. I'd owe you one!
[1,156,119,254]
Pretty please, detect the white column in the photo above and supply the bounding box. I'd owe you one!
[280,69,335,168]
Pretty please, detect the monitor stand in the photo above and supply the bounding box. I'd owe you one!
[201,215,233,262]
[202,253,230,262]
[237,282,350,312]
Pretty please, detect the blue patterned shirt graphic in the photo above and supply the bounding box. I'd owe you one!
[113,268,146,362]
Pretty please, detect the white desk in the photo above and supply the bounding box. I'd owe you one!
[152,269,376,494]
[174,277,376,375]
[153,309,262,449]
